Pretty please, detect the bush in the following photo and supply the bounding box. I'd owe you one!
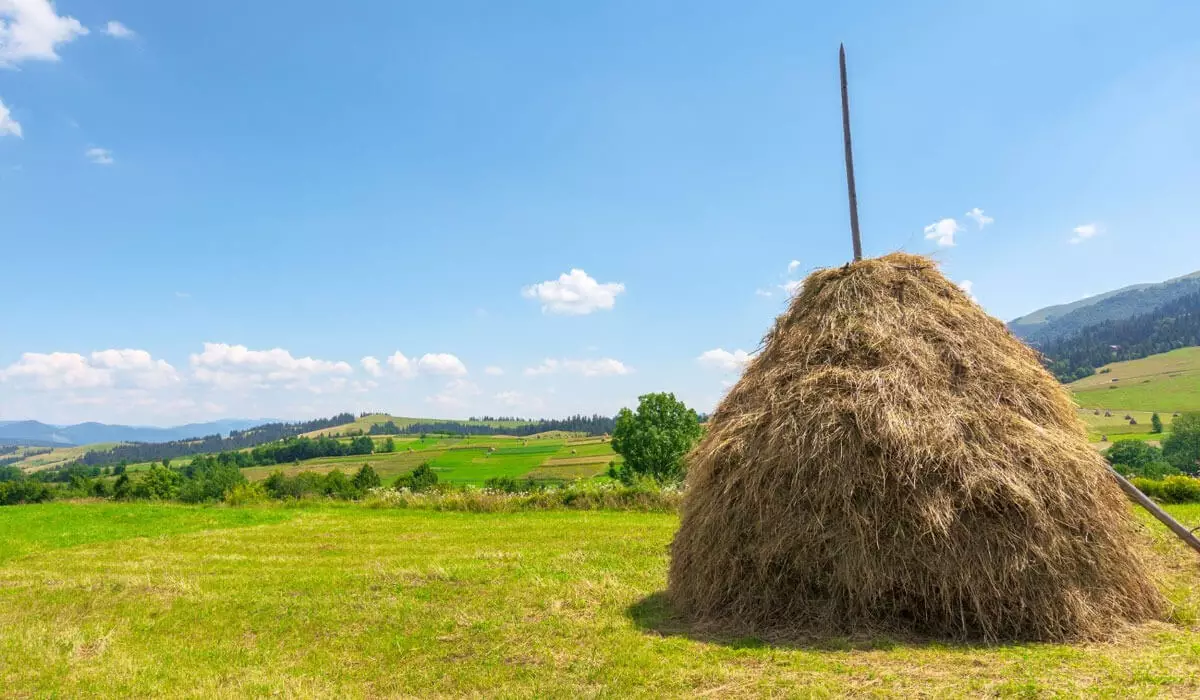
[352,464,381,492]
[1130,475,1200,503]
[179,462,246,503]
[1163,412,1200,475]
[1106,440,1163,472]
[224,482,268,506]
[322,469,357,499]
[0,480,54,505]
[133,465,184,500]
[483,475,544,493]
[395,462,439,492]
[1159,476,1200,504]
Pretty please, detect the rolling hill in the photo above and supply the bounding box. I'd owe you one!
[1010,269,1200,346]
[0,419,269,447]
[1069,347,1200,413]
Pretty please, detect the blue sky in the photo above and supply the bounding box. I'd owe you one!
[2,0,1199,426]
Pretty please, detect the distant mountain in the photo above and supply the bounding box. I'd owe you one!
[0,419,270,447]
[1009,270,1200,346]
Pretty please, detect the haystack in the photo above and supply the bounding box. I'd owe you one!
[668,253,1164,642]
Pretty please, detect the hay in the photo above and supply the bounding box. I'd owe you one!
[668,253,1164,642]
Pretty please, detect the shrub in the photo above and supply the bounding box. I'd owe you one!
[483,475,544,493]
[133,465,183,500]
[395,462,439,492]
[224,482,268,506]
[1106,440,1163,473]
[1159,476,1200,504]
[352,464,381,492]
[322,469,356,499]
[0,480,54,505]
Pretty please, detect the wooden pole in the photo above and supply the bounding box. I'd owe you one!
[1109,468,1200,555]
[839,43,863,262]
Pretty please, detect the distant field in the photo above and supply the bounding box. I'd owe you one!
[233,435,617,486]
[303,413,535,437]
[1071,347,1200,412]
[12,443,121,472]
[1,502,1197,696]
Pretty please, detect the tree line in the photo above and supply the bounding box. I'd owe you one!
[369,414,616,437]
[76,413,358,467]
[1040,289,1200,382]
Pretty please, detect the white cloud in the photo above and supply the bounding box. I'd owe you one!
[386,351,417,378]
[1069,223,1100,244]
[522,269,625,315]
[0,349,178,390]
[189,342,351,390]
[85,147,113,165]
[781,279,803,296]
[524,358,632,377]
[360,356,382,377]
[755,288,773,298]
[787,259,801,273]
[426,378,480,410]
[102,20,133,39]
[0,97,21,137]
[965,207,994,229]
[418,353,467,376]
[924,218,963,247]
[697,348,753,372]
[957,280,978,303]
[494,390,543,410]
[0,0,89,66]
[484,365,504,376]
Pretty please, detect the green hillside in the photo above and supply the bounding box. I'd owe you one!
[303,413,534,437]
[1070,347,1200,413]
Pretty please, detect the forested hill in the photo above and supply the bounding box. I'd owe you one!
[1010,270,1200,346]
[78,413,356,466]
[1040,289,1200,382]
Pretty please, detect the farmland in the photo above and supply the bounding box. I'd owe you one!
[1071,347,1200,413]
[0,500,1198,697]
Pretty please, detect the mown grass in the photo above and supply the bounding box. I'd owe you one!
[0,501,1198,697]
[1072,347,1200,412]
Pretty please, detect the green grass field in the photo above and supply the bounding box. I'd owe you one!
[230,436,616,486]
[1071,347,1200,413]
[1,501,1198,696]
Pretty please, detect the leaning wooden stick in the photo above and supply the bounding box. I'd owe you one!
[1109,468,1200,555]
[840,43,863,262]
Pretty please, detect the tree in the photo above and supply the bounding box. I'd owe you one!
[610,392,703,484]
[352,463,381,492]
[395,462,438,492]
[382,437,396,453]
[1105,440,1163,473]
[1163,412,1200,475]
[1151,412,1164,434]
[113,473,132,499]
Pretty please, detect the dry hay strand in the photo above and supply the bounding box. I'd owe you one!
[668,253,1165,642]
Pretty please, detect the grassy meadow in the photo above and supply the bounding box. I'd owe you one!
[1,501,1198,697]
[1071,347,1200,413]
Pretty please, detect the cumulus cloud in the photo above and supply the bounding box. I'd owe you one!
[189,343,351,390]
[102,20,133,39]
[360,356,382,377]
[385,351,417,378]
[781,279,803,296]
[0,349,178,390]
[755,288,773,298]
[696,348,753,372]
[426,378,480,410]
[494,390,543,410]
[0,0,89,66]
[957,280,978,303]
[524,358,632,377]
[484,365,504,376]
[417,353,467,376]
[522,269,625,315]
[787,259,801,273]
[924,218,963,247]
[965,207,994,229]
[85,147,114,165]
[1069,223,1100,244]
[0,97,21,137]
